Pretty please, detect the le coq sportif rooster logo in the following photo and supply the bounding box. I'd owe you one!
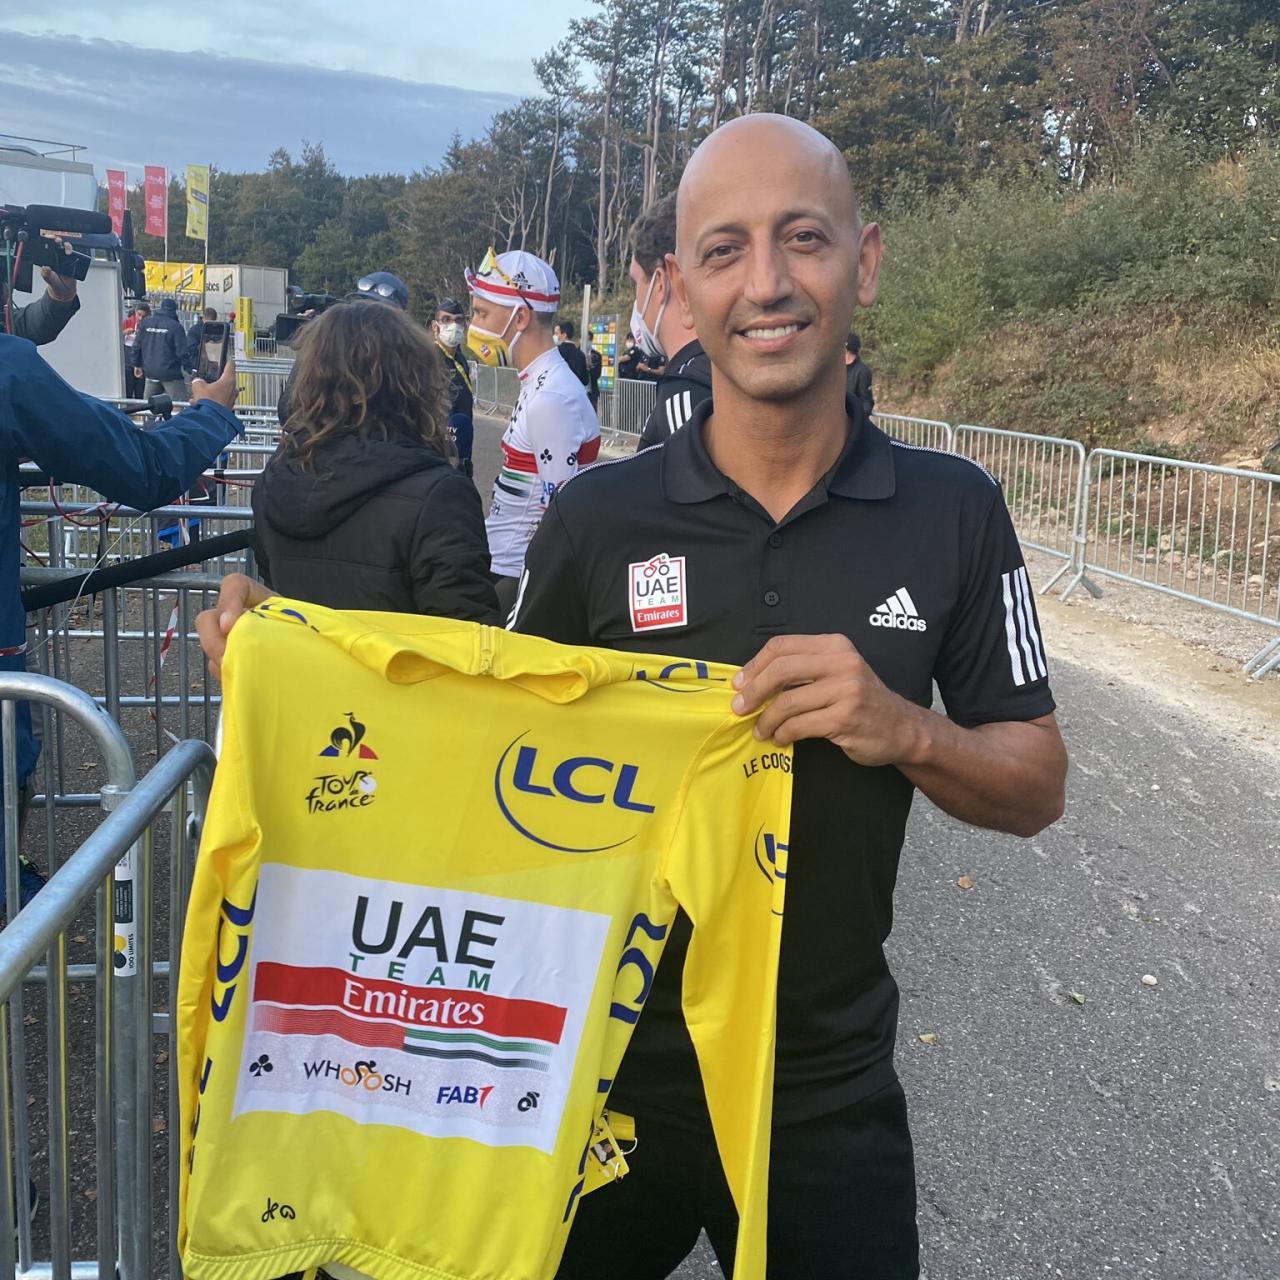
[318,713,379,761]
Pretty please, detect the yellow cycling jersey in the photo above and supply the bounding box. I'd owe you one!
[178,598,793,1280]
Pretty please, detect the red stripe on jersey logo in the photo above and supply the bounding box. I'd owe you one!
[252,962,568,1043]
[628,553,688,632]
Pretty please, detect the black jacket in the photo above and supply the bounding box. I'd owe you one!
[10,291,80,347]
[846,358,874,418]
[437,341,474,420]
[557,340,590,386]
[134,309,188,380]
[251,432,499,622]
[638,339,713,449]
[185,320,205,373]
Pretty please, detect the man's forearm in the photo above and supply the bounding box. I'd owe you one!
[897,709,1067,838]
[10,292,79,346]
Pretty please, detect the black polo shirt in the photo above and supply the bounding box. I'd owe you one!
[511,397,1055,1126]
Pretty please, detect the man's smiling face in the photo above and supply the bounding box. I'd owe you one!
[671,114,881,406]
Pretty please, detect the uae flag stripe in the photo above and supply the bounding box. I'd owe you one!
[401,1043,551,1072]
[252,963,567,1043]
[402,1028,554,1055]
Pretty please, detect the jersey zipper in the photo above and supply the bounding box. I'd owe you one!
[477,625,495,676]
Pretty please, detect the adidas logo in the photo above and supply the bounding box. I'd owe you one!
[870,587,928,632]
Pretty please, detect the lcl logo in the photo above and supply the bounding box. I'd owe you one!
[494,732,655,853]
[633,661,726,694]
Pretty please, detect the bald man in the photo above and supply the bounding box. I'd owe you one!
[198,115,1067,1278]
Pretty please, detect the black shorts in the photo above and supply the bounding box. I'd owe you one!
[555,1080,919,1279]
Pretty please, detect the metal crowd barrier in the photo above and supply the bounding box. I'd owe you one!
[1061,451,1280,670]
[0,672,215,1279]
[492,367,521,415]
[611,378,658,436]
[953,426,1087,589]
[875,413,954,453]
[232,358,292,410]
[20,498,255,768]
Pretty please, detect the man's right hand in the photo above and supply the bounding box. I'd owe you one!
[190,356,239,410]
[196,574,273,677]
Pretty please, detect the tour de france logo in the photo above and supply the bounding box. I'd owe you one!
[305,713,380,815]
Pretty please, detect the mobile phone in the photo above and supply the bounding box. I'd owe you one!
[197,322,230,380]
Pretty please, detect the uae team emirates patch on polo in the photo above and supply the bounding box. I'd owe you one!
[628,553,687,632]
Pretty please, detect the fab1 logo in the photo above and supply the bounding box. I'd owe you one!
[494,731,656,853]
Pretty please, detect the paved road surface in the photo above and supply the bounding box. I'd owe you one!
[473,414,1280,1280]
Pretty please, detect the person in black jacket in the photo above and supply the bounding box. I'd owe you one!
[432,296,475,478]
[133,298,189,400]
[845,331,874,418]
[186,306,218,375]
[587,344,602,411]
[629,192,711,449]
[252,300,499,622]
[553,319,590,386]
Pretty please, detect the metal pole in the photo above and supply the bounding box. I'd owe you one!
[4,700,34,1272]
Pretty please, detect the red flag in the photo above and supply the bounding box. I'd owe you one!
[106,170,126,237]
[143,166,167,238]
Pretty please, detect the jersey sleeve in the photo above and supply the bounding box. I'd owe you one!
[506,498,591,641]
[933,488,1057,728]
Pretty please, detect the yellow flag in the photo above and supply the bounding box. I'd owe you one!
[185,164,210,241]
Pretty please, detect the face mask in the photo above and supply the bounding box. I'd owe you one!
[553,334,563,346]
[438,322,464,348]
[629,272,668,362]
[468,305,523,367]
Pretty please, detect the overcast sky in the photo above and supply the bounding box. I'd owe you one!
[0,2,595,180]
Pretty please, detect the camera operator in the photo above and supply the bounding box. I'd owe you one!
[5,237,81,347]
[0,334,244,913]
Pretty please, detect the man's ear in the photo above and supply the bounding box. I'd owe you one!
[666,252,694,329]
[856,223,883,309]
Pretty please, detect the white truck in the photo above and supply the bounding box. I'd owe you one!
[203,264,288,335]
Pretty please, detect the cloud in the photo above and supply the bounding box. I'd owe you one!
[0,32,517,179]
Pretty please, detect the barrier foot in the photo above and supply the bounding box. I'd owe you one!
[1041,562,1072,594]
[1059,567,1102,602]
[1243,636,1280,681]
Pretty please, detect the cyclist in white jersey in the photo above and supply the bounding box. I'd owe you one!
[466,249,600,613]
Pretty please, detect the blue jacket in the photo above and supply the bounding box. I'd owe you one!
[0,335,242,776]
[134,310,188,381]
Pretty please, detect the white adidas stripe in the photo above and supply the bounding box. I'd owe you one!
[1001,571,1026,686]
[1016,567,1047,678]
[1001,567,1047,685]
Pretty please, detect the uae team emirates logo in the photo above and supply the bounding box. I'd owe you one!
[628,553,688,632]
[230,866,611,1152]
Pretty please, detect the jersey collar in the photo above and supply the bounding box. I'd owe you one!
[660,394,896,505]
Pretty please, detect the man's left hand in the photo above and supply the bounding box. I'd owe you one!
[731,633,924,767]
[41,238,78,303]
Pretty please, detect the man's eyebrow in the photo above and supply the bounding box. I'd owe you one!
[694,208,836,248]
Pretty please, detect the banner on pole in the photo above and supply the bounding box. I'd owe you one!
[106,170,126,237]
[185,164,210,241]
[143,166,167,238]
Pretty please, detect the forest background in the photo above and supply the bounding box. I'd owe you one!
[111,0,1280,466]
